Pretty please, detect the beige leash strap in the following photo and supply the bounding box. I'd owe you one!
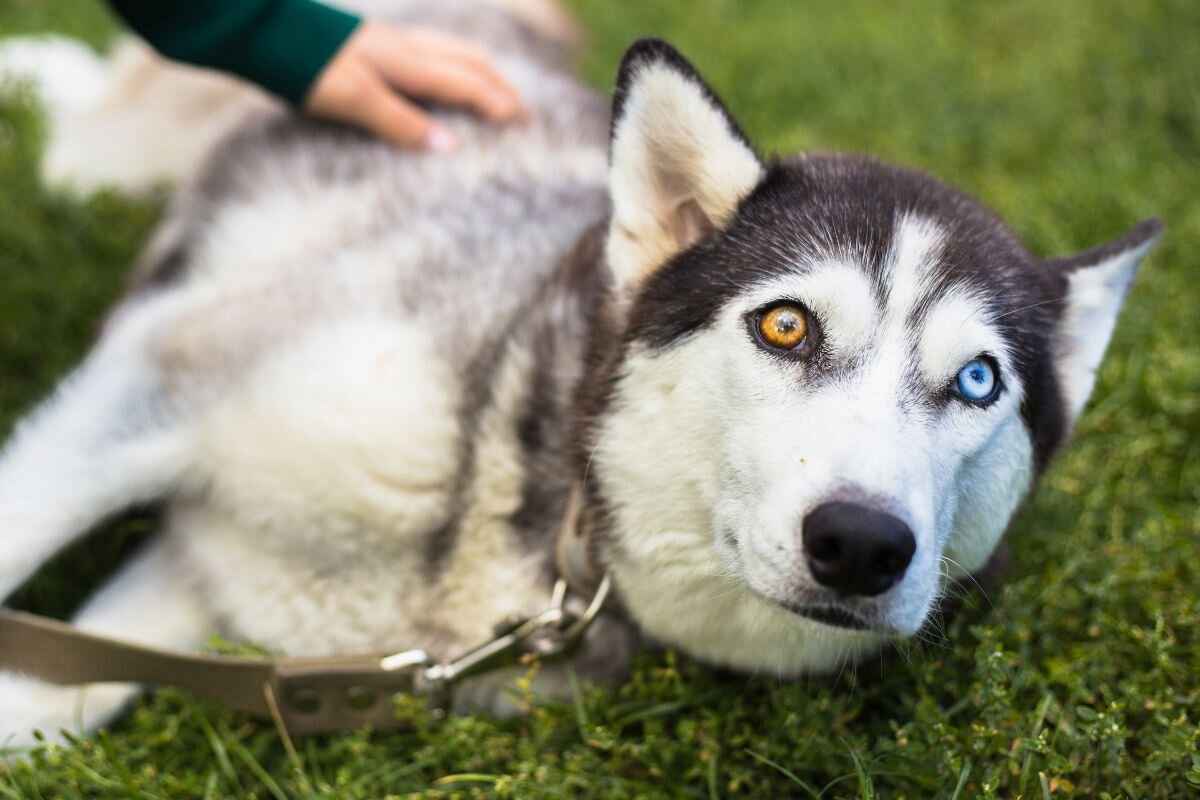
[0,609,429,734]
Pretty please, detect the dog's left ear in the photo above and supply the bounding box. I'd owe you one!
[606,38,764,291]
[1048,218,1162,421]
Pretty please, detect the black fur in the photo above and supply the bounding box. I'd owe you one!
[425,225,608,576]
[420,331,509,570]
[130,242,190,292]
[508,227,609,580]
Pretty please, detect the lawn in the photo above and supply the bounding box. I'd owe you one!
[1,0,1197,796]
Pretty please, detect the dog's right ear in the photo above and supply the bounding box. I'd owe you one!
[1046,218,1162,423]
[606,39,764,291]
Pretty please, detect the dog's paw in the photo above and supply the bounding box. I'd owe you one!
[0,671,135,752]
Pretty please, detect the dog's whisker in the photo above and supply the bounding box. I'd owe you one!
[991,295,1067,320]
[940,556,994,609]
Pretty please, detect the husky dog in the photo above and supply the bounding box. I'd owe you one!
[0,0,1159,747]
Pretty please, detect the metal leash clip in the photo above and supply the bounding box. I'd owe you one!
[379,573,611,710]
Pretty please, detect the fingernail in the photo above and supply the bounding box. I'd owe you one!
[425,125,458,154]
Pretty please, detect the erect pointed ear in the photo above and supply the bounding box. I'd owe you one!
[1048,218,1162,421]
[606,38,764,290]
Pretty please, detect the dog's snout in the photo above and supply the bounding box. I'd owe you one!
[801,502,916,597]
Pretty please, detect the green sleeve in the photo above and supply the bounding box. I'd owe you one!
[107,0,361,106]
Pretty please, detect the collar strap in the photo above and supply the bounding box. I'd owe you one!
[554,482,602,595]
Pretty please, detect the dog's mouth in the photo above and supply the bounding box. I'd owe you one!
[738,573,892,634]
[783,602,872,631]
[746,585,880,632]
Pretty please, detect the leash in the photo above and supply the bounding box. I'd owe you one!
[0,487,607,735]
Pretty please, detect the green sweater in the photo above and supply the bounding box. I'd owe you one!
[108,0,361,105]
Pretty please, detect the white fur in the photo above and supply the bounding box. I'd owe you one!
[788,262,879,359]
[1055,236,1157,420]
[0,36,109,117]
[941,413,1033,575]
[918,287,1008,382]
[607,60,762,289]
[0,297,196,600]
[880,213,946,316]
[0,37,273,192]
[163,316,546,658]
[199,319,461,548]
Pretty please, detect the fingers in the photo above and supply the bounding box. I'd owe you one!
[357,77,458,151]
[306,22,528,152]
[306,60,458,152]
[384,52,525,123]
[366,24,527,123]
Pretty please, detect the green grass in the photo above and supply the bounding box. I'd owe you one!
[1,0,1198,796]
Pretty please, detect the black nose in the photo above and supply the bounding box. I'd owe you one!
[801,502,916,597]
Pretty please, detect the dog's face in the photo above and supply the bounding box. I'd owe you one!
[586,40,1160,673]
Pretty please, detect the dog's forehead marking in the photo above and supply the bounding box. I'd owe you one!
[879,213,947,318]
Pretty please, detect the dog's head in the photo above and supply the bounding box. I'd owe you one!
[583,40,1160,673]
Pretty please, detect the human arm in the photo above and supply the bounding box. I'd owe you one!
[107,0,525,149]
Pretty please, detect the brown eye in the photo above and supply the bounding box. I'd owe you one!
[758,304,809,350]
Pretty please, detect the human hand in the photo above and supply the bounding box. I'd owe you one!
[305,21,527,151]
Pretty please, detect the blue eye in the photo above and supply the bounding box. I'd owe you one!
[955,357,999,404]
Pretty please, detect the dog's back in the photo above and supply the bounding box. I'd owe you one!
[133,0,608,365]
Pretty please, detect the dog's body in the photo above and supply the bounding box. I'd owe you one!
[0,0,1159,747]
